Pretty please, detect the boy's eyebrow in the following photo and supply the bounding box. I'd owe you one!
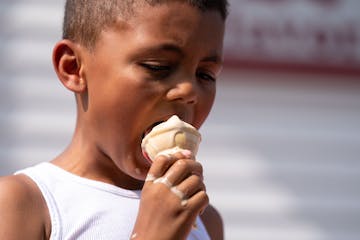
[133,43,223,65]
[201,55,223,65]
[134,43,185,57]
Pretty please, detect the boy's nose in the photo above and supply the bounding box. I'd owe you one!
[166,80,198,105]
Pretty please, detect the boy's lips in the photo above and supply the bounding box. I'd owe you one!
[142,121,164,139]
[141,118,171,163]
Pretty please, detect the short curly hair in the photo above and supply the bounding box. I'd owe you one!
[63,0,229,50]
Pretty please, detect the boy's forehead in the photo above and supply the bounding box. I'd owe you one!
[124,1,223,27]
[110,1,224,37]
[124,2,223,38]
[100,3,224,58]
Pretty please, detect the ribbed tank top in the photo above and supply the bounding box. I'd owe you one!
[16,162,210,240]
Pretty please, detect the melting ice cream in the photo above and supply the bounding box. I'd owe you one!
[141,115,201,162]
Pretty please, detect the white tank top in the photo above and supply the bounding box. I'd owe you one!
[16,162,210,240]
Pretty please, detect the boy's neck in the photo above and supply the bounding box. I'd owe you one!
[51,142,145,190]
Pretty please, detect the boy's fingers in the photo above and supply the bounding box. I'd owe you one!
[174,174,206,200]
[161,159,203,187]
[145,149,196,184]
[145,155,176,184]
[171,150,194,160]
[147,162,206,209]
[186,190,209,215]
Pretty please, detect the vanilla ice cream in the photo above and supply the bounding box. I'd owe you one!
[141,115,201,162]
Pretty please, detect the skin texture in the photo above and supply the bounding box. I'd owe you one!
[0,2,225,240]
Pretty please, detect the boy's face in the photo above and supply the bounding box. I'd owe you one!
[79,2,225,182]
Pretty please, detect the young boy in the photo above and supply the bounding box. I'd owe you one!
[0,0,228,239]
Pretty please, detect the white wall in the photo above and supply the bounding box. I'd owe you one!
[201,69,360,240]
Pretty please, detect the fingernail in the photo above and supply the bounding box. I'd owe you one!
[181,149,192,158]
[156,153,172,160]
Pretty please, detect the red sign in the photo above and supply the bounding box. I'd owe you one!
[224,0,360,72]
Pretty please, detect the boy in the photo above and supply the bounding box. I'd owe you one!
[0,0,228,239]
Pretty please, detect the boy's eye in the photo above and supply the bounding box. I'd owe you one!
[196,71,216,83]
[139,63,172,79]
[140,63,171,72]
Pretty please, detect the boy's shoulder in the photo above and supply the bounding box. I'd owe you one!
[0,174,50,239]
[201,204,224,240]
[0,174,39,206]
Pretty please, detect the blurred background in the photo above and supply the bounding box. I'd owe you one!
[0,0,359,239]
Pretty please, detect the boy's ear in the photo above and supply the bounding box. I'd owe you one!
[52,40,87,93]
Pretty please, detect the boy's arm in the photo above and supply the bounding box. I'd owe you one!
[201,204,224,240]
[0,175,49,240]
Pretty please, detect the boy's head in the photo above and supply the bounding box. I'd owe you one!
[63,0,229,50]
[53,0,228,182]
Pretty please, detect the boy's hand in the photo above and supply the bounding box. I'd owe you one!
[132,150,208,240]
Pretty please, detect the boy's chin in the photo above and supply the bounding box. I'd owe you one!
[128,156,152,179]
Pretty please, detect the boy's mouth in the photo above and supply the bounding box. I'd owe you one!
[141,120,166,163]
[142,121,165,140]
